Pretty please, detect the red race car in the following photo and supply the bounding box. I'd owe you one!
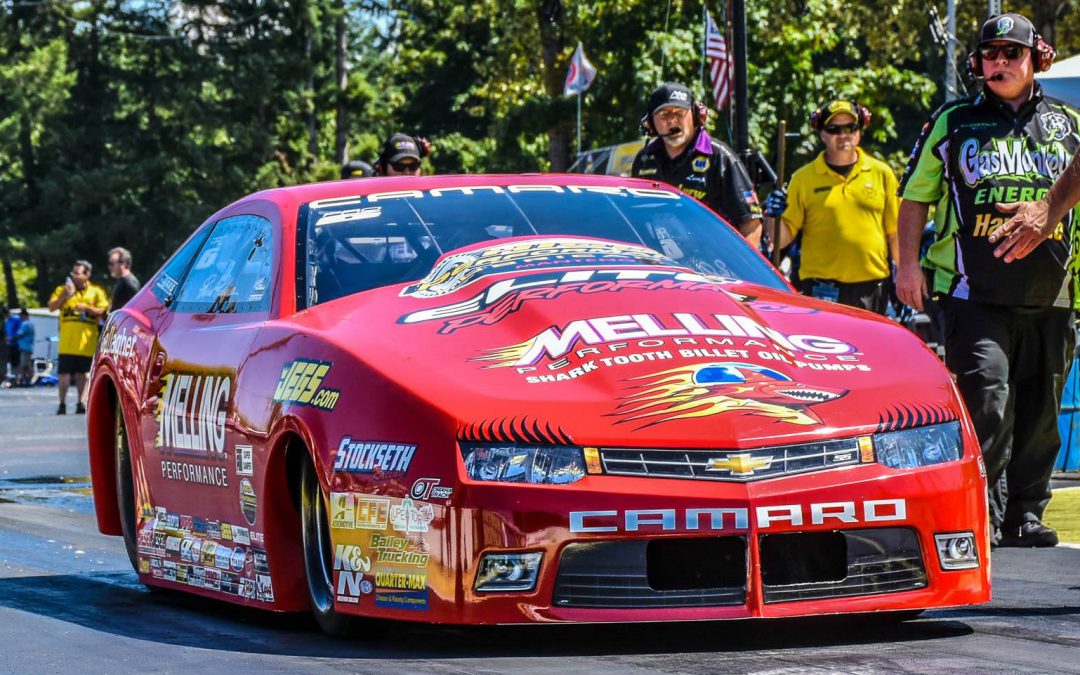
[87,174,990,635]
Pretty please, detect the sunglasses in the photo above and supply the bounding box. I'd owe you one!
[823,123,860,135]
[390,160,420,172]
[979,44,1026,61]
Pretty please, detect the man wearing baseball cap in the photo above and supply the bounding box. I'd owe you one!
[765,97,898,314]
[376,133,428,176]
[896,13,1080,547]
[631,82,763,246]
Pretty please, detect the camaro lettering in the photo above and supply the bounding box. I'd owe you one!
[332,438,416,474]
[156,373,230,458]
[569,499,905,533]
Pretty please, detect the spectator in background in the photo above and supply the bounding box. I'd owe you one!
[764,99,898,314]
[107,247,141,311]
[375,134,430,176]
[632,82,764,248]
[341,160,375,179]
[16,308,34,386]
[3,306,20,387]
[47,260,109,414]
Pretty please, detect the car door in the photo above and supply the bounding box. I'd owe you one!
[138,214,276,579]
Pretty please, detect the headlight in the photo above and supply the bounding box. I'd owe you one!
[873,421,962,469]
[460,444,586,484]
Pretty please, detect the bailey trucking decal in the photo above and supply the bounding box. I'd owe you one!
[569,498,907,533]
[329,494,436,611]
[399,267,741,334]
[401,238,678,300]
[332,438,416,478]
[610,362,848,428]
[134,506,272,602]
[273,359,340,411]
[958,137,1071,188]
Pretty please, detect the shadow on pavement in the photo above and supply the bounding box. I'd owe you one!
[0,571,974,659]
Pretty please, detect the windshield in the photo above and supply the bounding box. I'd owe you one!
[302,183,786,307]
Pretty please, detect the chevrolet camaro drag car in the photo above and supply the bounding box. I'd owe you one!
[87,174,990,635]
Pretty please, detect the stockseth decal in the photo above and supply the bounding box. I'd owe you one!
[611,362,848,428]
[473,312,856,369]
[569,499,906,533]
[273,359,340,410]
[958,137,1071,188]
[155,372,231,458]
[401,238,677,299]
[332,438,416,476]
[399,268,736,334]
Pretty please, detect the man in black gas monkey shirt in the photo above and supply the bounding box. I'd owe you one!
[896,13,1080,547]
[631,82,763,247]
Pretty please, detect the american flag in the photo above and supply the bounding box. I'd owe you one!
[704,9,732,108]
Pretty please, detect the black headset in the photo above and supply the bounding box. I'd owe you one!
[809,98,872,132]
[639,100,709,137]
[376,135,431,175]
[968,35,1056,77]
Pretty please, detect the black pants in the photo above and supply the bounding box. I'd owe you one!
[796,277,889,315]
[941,297,1073,529]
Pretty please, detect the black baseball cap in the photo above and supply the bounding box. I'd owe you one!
[382,134,421,163]
[648,82,694,116]
[978,13,1036,48]
[341,160,374,179]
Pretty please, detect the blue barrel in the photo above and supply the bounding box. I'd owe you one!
[1057,354,1080,471]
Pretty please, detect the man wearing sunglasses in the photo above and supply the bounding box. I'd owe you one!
[632,82,763,247]
[896,13,1079,548]
[765,99,898,314]
[376,133,426,176]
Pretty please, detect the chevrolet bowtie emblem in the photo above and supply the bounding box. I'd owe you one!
[705,453,773,476]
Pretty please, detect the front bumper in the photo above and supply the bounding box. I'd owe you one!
[337,459,990,624]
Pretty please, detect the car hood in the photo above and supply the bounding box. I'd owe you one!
[303,238,959,448]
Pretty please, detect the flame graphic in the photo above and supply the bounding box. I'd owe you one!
[611,363,846,429]
[471,338,536,368]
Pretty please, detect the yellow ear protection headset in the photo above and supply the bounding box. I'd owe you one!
[808,99,872,132]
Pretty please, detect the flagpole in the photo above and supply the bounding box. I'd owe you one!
[576,92,582,157]
[700,4,706,100]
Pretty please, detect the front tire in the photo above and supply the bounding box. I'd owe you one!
[300,459,357,637]
[115,406,139,572]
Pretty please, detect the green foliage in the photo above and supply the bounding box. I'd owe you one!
[0,0,1076,303]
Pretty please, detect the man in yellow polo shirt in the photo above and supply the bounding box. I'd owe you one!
[47,259,109,414]
[767,99,899,314]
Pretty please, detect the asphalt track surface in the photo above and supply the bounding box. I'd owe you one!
[2,386,1080,674]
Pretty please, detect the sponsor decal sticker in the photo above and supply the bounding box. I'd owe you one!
[235,444,254,476]
[369,533,430,567]
[232,526,251,545]
[273,359,340,410]
[161,460,228,487]
[155,372,231,458]
[410,478,453,501]
[333,544,372,604]
[100,325,137,358]
[239,478,258,526]
[390,498,434,533]
[374,569,429,611]
[332,438,416,476]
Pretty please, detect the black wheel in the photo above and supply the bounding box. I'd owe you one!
[115,405,139,572]
[301,459,359,637]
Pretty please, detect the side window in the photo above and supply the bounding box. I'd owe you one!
[172,215,274,314]
[151,226,213,304]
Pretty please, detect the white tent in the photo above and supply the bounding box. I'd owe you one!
[1036,53,1080,107]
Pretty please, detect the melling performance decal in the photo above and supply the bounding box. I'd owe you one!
[472,312,868,383]
[156,371,232,487]
[273,359,340,411]
[400,238,677,300]
[611,362,848,428]
[399,267,739,334]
